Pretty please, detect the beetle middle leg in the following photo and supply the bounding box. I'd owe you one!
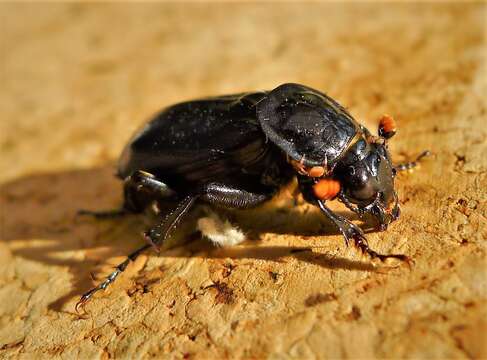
[316,200,408,263]
[76,182,273,311]
[76,194,196,312]
[76,243,151,313]
[201,182,275,209]
[78,170,176,218]
[144,182,274,249]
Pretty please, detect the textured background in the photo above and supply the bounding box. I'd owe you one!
[1,2,486,359]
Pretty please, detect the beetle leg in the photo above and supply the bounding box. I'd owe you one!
[78,171,176,218]
[144,195,197,252]
[123,170,177,212]
[338,190,364,218]
[76,195,196,312]
[316,200,409,263]
[76,243,151,313]
[201,182,275,209]
[394,150,431,172]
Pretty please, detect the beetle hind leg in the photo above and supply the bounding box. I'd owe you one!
[122,170,176,213]
[78,170,176,218]
[77,208,129,219]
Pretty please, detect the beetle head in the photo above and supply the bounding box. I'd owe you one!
[336,139,399,230]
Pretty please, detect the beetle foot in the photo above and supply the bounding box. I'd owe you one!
[339,221,367,248]
[75,264,125,314]
[338,222,410,265]
[352,234,411,266]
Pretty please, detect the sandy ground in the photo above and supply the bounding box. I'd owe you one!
[1,2,486,359]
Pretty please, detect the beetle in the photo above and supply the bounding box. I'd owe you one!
[77,83,429,310]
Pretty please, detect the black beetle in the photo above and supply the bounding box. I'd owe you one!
[77,83,429,309]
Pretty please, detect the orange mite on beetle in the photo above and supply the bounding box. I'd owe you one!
[313,178,341,200]
[378,114,397,139]
[77,83,430,311]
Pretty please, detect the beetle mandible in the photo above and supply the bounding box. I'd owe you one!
[77,83,429,309]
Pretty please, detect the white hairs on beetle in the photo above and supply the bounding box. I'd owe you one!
[197,209,245,247]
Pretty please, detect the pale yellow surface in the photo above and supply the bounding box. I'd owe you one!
[1,3,486,359]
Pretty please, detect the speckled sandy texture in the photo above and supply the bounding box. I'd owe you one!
[1,3,486,359]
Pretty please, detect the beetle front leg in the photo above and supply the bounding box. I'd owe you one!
[395,150,431,172]
[316,200,409,263]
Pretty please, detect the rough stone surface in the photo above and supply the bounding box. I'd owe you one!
[1,3,486,359]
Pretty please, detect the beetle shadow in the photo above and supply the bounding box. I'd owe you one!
[162,240,378,273]
[0,166,378,311]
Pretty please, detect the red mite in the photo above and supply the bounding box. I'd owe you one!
[313,179,341,200]
[378,114,397,139]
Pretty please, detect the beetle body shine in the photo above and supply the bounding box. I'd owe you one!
[118,91,291,192]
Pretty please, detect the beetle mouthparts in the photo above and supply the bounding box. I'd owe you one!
[372,194,400,227]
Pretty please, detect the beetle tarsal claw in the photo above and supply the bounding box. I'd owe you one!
[355,239,410,265]
[75,288,97,314]
[75,298,87,314]
[74,265,127,313]
[339,221,367,248]
[342,223,411,265]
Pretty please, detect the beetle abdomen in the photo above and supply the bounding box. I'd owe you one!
[118,92,270,189]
